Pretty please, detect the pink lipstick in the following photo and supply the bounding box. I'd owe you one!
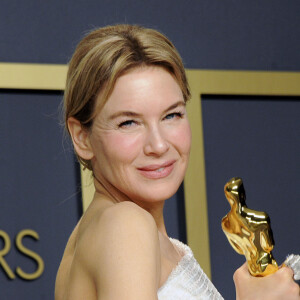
[137,160,176,179]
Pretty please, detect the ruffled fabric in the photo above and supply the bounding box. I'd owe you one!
[285,254,300,281]
[157,239,224,300]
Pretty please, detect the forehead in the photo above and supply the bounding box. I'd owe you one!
[97,66,184,115]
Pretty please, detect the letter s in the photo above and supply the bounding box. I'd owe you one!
[15,229,45,280]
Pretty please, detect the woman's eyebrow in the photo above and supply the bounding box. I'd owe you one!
[162,100,186,114]
[108,100,185,120]
[108,111,141,120]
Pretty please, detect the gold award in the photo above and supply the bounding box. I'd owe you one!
[221,177,278,277]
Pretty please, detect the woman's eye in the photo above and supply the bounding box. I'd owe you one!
[118,120,137,128]
[164,112,183,120]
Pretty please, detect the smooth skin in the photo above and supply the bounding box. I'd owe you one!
[55,66,299,300]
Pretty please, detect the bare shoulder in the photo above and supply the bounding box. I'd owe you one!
[80,201,158,243]
[76,201,160,299]
[87,201,160,252]
[101,200,156,223]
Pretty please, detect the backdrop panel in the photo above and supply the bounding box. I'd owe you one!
[202,95,300,299]
[0,90,81,299]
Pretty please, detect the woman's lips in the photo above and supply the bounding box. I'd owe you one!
[137,160,176,179]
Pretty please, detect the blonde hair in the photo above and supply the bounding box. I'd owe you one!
[64,24,190,170]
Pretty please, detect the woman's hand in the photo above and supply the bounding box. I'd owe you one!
[234,262,300,300]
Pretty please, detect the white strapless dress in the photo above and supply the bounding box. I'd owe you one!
[158,239,224,300]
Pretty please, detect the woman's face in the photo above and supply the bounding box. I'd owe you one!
[89,66,191,205]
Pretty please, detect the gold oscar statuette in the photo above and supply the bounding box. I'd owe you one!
[221,177,278,277]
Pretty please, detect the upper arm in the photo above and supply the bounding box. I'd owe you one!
[78,202,160,300]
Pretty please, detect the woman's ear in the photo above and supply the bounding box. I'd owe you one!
[67,117,94,160]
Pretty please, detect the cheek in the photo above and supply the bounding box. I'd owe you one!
[100,133,142,164]
[171,122,191,154]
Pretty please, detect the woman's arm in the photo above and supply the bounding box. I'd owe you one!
[234,263,300,300]
[77,201,161,300]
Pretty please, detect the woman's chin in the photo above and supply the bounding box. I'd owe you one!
[130,184,181,204]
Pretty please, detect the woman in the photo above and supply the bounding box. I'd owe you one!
[55,24,299,300]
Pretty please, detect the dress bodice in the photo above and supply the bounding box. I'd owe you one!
[157,239,224,300]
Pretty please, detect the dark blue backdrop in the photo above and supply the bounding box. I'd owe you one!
[0,91,81,299]
[202,95,300,298]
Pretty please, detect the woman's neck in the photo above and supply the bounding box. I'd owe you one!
[93,175,167,236]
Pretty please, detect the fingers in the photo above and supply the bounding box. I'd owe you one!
[277,265,295,278]
[276,267,300,298]
[234,263,300,300]
[234,262,295,281]
[233,262,250,283]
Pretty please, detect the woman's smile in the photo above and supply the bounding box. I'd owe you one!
[137,160,176,179]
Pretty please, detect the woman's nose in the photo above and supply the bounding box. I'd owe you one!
[143,126,169,156]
